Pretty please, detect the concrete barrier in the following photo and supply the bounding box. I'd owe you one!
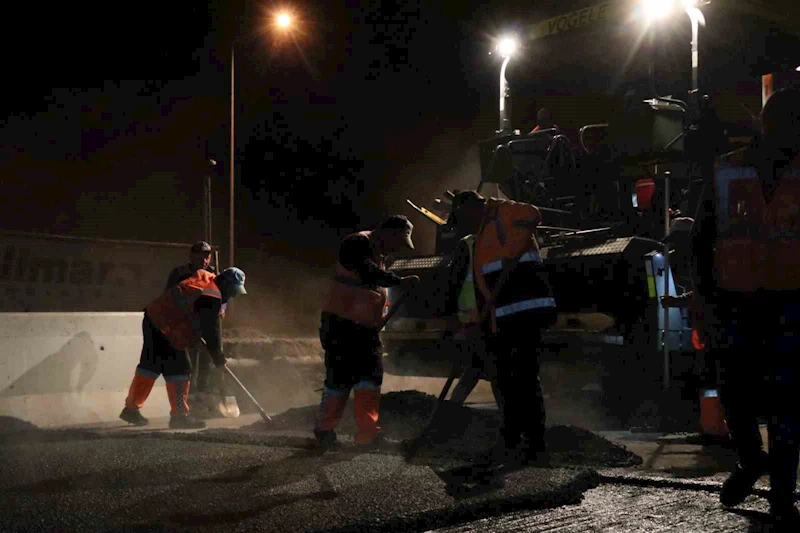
[0,314,497,431]
[0,312,170,429]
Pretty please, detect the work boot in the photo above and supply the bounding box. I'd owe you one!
[720,451,768,507]
[355,433,391,452]
[770,501,800,530]
[313,429,338,453]
[472,442,512,468]
[169,414,206,430]
[119,407,149,426]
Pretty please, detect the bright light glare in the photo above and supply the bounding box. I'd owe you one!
[276,13,292,29]
[496,36,519,58]
[796,65,800,72]
[642,0,674,20]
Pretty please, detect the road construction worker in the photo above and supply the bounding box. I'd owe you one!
[450,190,557,467]
[530,107,559,133]
[165,241,226,408]
[693,88,800,526]
[119,267,247,429]
[314,215,419,450]
[166,241,216,289]
[446,191,502,407]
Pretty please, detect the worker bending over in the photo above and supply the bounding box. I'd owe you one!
[119,267,247,429]
[314,216,419,450]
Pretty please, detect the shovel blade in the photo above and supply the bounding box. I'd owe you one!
[214,395,240,418]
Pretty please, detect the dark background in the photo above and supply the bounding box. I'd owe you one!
[0,0,795,332]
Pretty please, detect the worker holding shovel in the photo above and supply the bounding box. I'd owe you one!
[449,191,557,467]
[119,267,247,429]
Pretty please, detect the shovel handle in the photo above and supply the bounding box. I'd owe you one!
[380,291,412,329]
[224,365,273,423]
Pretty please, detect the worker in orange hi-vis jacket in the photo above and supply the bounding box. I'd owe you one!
[120,267,247,430]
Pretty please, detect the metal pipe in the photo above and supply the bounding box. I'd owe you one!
[663,170,671,391]
[686,7,705,115]
[229,45,235,268]
[205,161,214,245]
[499,56,511,134]
[578,123,609,153]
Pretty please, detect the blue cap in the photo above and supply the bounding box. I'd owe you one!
[218,267,247,295]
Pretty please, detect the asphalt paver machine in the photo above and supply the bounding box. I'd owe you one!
[382,0,800,430]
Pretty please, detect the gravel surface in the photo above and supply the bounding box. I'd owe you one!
[0,430,598,533]
[244,391,641,468]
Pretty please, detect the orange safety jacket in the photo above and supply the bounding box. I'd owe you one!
[321,231,389,329]
[530,124,560,133]
[473,198,557,332]
[146,270,222,351]
[713,155,800,292]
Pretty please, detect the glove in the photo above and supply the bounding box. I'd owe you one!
[400,275,420,290]
[211,351,227,368]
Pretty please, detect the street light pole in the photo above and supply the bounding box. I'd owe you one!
[226,11,295,269]
[499,56,512,134]
[685,6,705,113]
[229,44,235,269]
[495,36,518,135]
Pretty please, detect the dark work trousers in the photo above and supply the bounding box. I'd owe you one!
[137,315,192,381]
[450,328,503,410]
[491,318,546,454]
[190,348,218,393]
[321,332,383,391]
[716,297,800,506]
[315,313,384,444]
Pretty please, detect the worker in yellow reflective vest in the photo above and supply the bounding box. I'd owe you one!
[447,231,502,407]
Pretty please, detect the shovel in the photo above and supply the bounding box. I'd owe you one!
[201,335,272,423]
[403,249,529,461]
[196,341,240,419]
[213,373,242,419]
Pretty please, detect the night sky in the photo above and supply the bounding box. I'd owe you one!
[1,1,798,331]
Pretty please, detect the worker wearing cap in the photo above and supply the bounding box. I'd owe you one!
[314,215,420,450]
[693,88,800,525]
[167,241,217,289]
[119,267,247,429]
[450,190,557,468]
[165,241,226,407]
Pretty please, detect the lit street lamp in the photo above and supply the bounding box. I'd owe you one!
[641,0,708,109]
[495,36,519,135]
[229,11,295,268]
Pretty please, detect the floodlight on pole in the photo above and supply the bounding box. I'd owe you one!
[642,0,675,21]
[495,35,519,134]
[497,37,518,59]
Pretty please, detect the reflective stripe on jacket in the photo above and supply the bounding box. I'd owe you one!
[473,198,556,332]
[457,235,479,325]
[146,269,222,350]
[321,231,388,329]
[714,157,800,291]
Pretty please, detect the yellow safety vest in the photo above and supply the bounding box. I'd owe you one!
[457,235,480,325]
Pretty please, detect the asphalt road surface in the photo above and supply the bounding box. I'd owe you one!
[1,423,794,533]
